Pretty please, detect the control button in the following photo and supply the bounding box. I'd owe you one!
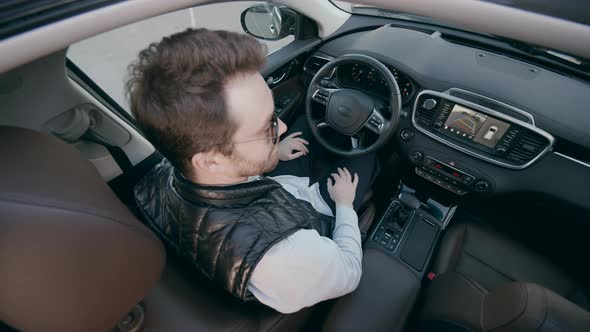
[400,129,414,140]
[410,151,423,162]
[495,146,508,154]
[454,187,466,195]
[422,98,437,110]
[319,79,338,88]
[474,180,490,192]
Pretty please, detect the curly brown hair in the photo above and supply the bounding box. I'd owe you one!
[126,28,267,175]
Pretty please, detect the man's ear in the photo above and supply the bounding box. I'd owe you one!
[190,150,227,173]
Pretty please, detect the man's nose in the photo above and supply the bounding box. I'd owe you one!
[278,118,288,136]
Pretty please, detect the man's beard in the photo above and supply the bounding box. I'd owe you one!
[230,146,279,177]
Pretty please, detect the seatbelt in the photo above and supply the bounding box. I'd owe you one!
[104,144,133,174]
[82,129,134,175]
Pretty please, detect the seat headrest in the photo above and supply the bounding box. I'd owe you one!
[0,126,165,331]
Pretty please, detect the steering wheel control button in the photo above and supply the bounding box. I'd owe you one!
[320,79,339,89]
[474,180,490,192]
[410,151,423,162]
[422,98,437,110]
[312,89,330,105]
[400,128,414,140]
[366,113,384,133]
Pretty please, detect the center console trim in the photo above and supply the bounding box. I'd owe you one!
[411,89,555,170]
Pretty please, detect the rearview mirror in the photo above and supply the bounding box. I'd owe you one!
[241,4,297,41]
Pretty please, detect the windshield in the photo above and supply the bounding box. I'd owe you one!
[332,1,590,26]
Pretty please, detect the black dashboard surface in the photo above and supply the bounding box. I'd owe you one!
[318,25,590,150]
[311,24,590,211]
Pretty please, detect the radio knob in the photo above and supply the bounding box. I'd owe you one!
[474,180,490,192]
[422,99,437,110]
[400,129,414,140]
[410,151,423,162]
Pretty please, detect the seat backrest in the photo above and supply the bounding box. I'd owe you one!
[420,272,590,332]
[0,126,165,331]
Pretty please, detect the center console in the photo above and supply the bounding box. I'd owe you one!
[322,184,456,331]
[366,185,456,278]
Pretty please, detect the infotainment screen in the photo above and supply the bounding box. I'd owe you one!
[443,104,511,148]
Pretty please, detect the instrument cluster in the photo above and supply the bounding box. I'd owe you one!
[337,63,415,104]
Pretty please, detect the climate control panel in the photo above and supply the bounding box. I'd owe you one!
[410,152,493,195]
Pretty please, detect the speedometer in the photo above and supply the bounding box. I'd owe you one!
[384,66,414,104]
[351,63,364,83]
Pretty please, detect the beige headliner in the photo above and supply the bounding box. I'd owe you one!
[0,0,589,74]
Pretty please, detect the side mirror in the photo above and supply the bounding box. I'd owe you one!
[241,4,297,41]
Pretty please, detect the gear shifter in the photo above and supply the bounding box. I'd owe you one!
[393,193,421,229]
[399,193,420,210]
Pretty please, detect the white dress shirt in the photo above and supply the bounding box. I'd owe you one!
[247,175,363,314]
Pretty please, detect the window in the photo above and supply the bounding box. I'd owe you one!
[68,2,294,113]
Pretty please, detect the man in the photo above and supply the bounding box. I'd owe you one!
[128,29,379,313]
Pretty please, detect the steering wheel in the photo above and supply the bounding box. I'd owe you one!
[305,54,401,157]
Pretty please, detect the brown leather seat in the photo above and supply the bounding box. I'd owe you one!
[0,125,377,331]
[433,222,589,308]
[420,222,590,331]
[0,126,166,331]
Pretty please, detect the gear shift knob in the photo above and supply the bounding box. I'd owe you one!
[399,193,420,210]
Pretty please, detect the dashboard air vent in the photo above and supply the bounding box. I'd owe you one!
[506,131,548,163]
[414,96,437,127]
[304,56,330,75]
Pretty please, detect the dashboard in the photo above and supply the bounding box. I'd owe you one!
[304,24,590,211]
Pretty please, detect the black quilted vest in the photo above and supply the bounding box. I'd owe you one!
[134,160,334,301]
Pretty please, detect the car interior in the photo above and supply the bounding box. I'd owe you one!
[1,0,590,331]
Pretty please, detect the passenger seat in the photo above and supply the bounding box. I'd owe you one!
[420,222,590,331]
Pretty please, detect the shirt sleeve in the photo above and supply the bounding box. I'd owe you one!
[247,204,362,314]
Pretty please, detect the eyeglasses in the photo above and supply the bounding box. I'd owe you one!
[222,112,279,146]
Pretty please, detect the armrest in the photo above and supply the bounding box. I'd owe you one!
[323,248,420,332]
